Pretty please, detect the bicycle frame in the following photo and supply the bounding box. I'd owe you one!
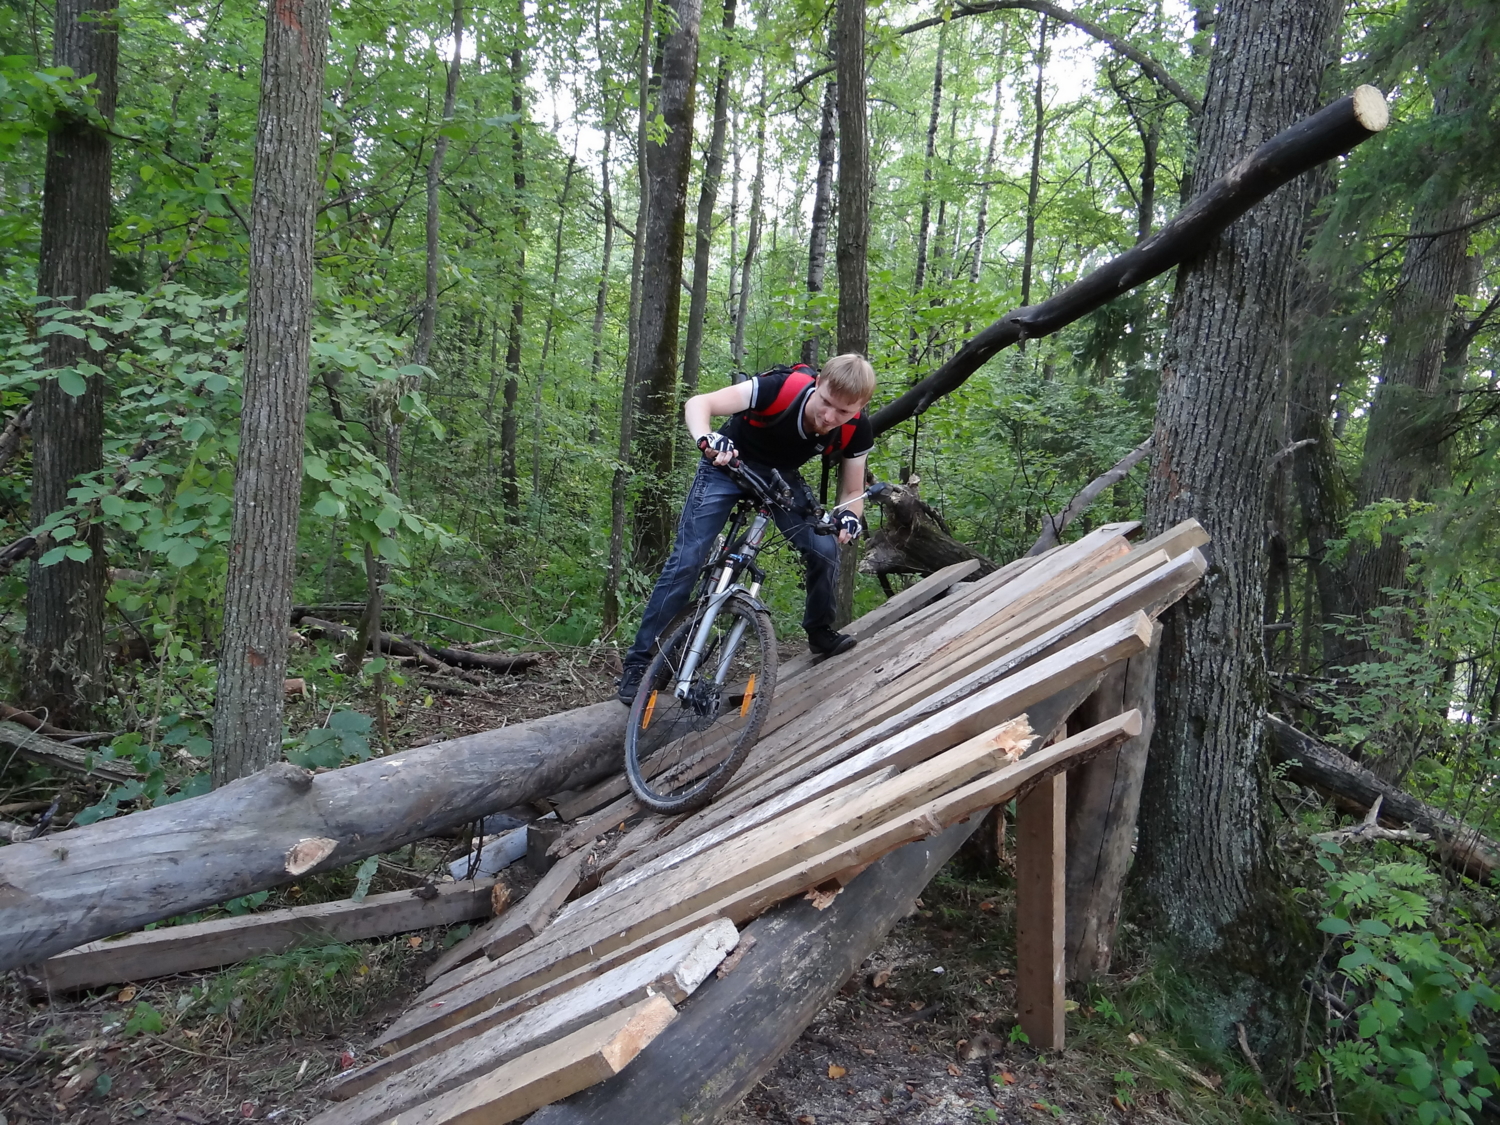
[671,502,770,699]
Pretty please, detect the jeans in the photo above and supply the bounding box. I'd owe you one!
[623,460,840,669]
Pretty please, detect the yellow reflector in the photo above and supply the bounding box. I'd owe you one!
[740,674,756,717]
[641,691,658,730]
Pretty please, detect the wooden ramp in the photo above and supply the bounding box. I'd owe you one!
[309,521,1206,1125]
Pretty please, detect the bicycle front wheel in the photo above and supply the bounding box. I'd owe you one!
[624,591,777,814]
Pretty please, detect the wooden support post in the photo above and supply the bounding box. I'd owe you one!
[1016,771,1065,1051]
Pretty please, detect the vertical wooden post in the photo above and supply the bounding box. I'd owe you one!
[1016,771,1066,1050]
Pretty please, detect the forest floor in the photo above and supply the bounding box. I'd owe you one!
[0,651,1285,1125]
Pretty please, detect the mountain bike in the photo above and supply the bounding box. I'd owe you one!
[623,460,883,814]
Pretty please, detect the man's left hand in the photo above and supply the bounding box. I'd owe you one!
[837,510,862,545]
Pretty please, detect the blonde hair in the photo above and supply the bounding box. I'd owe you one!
[819,353,876,404]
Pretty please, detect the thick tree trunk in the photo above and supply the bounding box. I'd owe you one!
[1132,0,1343,971]
[213,0,330,786]
[834,0,869,356]
[632,0,703,572]
[869,86,1387,439]
[0,704,627,972]
[681,0,737,399]
[800,80,836,365]
[23,0,118,729]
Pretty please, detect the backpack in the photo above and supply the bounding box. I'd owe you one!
[742,363,859,461]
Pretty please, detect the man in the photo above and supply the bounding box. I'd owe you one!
[617,354,877,706]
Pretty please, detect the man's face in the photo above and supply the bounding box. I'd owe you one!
[804,384,867,436]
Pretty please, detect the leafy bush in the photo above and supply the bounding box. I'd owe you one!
[1300,841,1500,1123]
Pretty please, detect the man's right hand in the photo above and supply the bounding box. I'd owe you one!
[698,433,737,466]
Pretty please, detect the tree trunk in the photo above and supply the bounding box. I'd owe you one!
[631,0,703,573]
[834,0,869,356]
[800,80,836,366]
[0,704,628,973]
[681,0,737,399]
[601,0,655,632]
[499,23,527,523]
[23,0,118,729]
[536,152,579,498]
[587,11,616,447]
[213,0,331,786]
[1132,0,1342,981]
[731,82,765,370]
[908,23,944,368]
[1020,15,1048,311]
[412,0,463,369]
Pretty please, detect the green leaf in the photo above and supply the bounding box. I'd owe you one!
[40,320,87,339]
[328,709,373,733]
[1318,915,1353,935]
[64,543,92,562]
[351,854,380,903]
[56,368,88,396]
[166,540,200,567]
[38,545,70,566]
[314,494,343,518]
[100,494,126,516]
[304,455,332,481]
[374,506,401,532]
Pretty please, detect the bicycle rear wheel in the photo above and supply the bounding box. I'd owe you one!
[624,591,777,814]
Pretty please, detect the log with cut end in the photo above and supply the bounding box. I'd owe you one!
[0,702,626,972]
[870,87,1390,437]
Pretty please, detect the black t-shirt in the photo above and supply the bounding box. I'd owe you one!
[719,369,875,472]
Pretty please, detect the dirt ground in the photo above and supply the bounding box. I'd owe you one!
[0,651,1202,1125]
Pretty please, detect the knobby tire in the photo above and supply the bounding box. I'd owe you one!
[624,592,777,813]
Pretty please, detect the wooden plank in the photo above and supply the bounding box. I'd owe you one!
[844,558,981,639]
[381,996,677,1125]
[321,921,737,1119]
[24,881,497,995]
[1016,771,1066,1051]
[612,604,1168,887]
[521,682,1107,1125]
[385,711,1141,1052]
[422,851,587,986]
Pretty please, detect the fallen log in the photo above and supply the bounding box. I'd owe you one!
[0,702,104,742]
[525,683,1097,1125]
[0,721,139,784]
[0,702,626,972]
[297,616,541,675]
[870,87,1389,437]
[1266,714,1500,883]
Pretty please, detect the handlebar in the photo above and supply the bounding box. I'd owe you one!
[720,459,889,535]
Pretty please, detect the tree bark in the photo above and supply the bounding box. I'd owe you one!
[834,0,869,356]
[412,0,463,369]
[0,704,628,972]
[1020,14,1048,310]
[869,86,1388,439]
[681,0,738,398]
[908,23,945,368]
[731,82,765,370]
[631,0,703,572]
[23,0,118,729]
[1131,0,1343,966]
[800,80,836,365]
[499,21,528,523]
[213,0,330,786]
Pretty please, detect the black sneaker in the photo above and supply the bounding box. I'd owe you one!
[807,626,857,657]
[617,663,647,707]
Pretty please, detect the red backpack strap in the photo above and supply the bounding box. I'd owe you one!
[821,419,858,460]
[746,364,817,428]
